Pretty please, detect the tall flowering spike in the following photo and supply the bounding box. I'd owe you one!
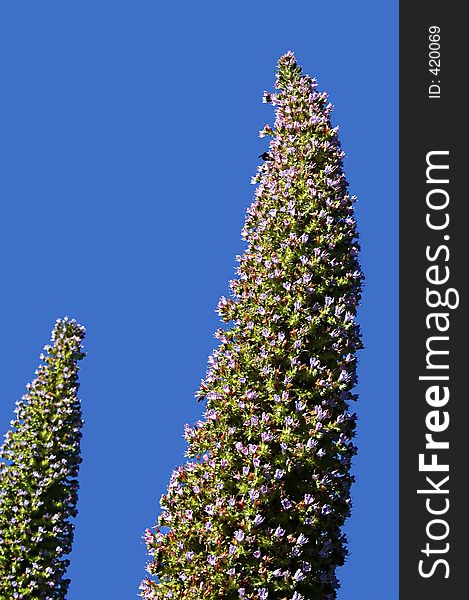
[141,52,363,600]
[0,317,86,599]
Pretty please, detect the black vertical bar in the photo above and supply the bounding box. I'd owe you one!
[400,2,467,598]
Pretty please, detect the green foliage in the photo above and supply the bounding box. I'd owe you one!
[141,52,363,600]
[0,318,86,600]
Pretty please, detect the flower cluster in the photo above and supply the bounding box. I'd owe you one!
[0,317,86,599]
[141,52,363,600]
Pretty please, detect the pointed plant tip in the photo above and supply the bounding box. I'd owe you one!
[276,51,304,88]
[277,50,297,66]
[53,316,87,338]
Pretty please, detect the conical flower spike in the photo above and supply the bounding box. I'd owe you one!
[0,317,86,599]
[141,52,363,600]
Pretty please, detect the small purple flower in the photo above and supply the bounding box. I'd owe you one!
[338,369,351,383]
[293,569,305,582]
[273,569,282,577]
[249,489,260,501]
[207,555,216,566]
[205,409,217,421]
[253,514,265,526]
[274,526,285,538]
[258,588,269,599]
[281,498,292,510]
[310,357,320,369]
[297,533,308,545]
[234,529,245,542]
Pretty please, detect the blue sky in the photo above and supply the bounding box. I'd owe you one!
[0,2,397,598]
